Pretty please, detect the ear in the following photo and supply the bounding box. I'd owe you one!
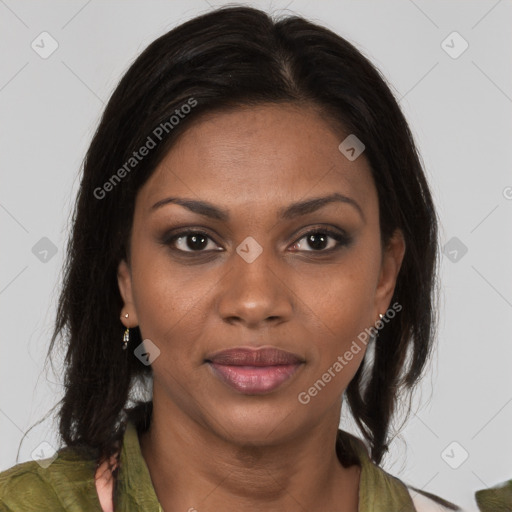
[374,228,406,317]
[117,259,139,327]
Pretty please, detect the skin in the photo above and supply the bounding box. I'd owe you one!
[117,103,405,512]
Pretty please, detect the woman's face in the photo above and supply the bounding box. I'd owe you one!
[118,103,405,445]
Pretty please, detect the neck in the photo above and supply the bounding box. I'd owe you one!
[138,393,360,512]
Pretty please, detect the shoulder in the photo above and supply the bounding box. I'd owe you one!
[338,430,462,511]
[0,459,63,511]
[475,479,512,512]
[0,448,101,511]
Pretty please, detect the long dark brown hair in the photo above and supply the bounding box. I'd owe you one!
[23,3,439,477]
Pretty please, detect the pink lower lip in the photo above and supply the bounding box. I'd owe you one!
[208,362,302,394]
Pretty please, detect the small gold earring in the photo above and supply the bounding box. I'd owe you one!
[122,313,129,350]
[122,328,129,350]
[375,313,384,340]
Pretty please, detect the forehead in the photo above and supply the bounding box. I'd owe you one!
[137,103,376,216]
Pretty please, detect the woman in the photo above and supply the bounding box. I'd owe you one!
[0,5,462,511]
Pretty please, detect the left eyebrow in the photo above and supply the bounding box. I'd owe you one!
[279,193,365,222]
[150,192,365,223]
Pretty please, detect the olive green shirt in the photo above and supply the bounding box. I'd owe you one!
[475,479,512,512]
[0,421,458,511]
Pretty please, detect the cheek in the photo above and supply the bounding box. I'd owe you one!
[129,243,209,358]
[302,251,379,338]
[294,249,379,392]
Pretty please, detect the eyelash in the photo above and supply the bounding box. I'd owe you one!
[161,227,352,256]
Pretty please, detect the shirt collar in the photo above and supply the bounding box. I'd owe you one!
[116,420,163,511]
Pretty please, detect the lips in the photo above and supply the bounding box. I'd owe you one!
[207,347,303,366]
[205,347,304,394]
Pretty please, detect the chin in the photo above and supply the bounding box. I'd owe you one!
[209,401,303,447]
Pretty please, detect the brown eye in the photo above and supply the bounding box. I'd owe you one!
[290,228,351,253]
[164,230,221,253]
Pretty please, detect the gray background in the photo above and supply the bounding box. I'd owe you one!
[1,1,511,510]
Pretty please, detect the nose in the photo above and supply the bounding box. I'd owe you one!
[216,248,293,329]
